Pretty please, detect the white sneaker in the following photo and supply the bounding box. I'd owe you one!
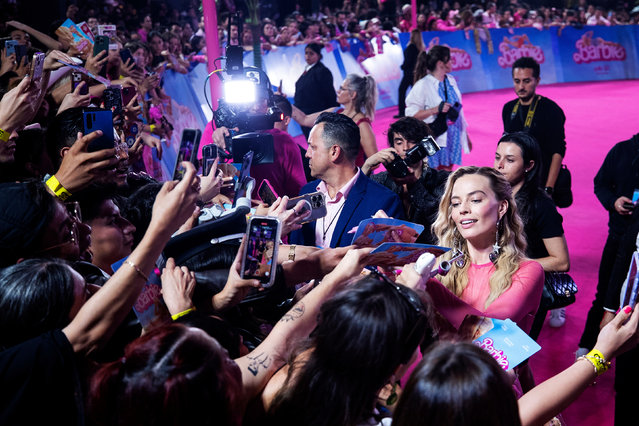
[575,347,589,361]
[548,308,566,328]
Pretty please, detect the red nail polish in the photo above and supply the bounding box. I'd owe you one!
[624,306,632,314]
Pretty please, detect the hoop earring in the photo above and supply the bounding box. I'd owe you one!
[453,237,466,268]
[489,220,501,264]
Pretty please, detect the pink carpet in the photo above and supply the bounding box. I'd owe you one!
[369,79,639,425]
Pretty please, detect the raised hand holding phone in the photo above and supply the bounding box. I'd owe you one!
[240,216,281,288]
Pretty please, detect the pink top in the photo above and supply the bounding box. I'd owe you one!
[461,260,544,333]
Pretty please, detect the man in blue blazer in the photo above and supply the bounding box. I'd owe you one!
[289,112,404,248]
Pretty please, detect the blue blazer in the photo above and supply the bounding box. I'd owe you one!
[289,171,405,248]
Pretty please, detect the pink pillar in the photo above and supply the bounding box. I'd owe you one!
[411,0,417,29]
[202,0,221,110]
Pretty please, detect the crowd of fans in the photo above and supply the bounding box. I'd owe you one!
[1,0,639,426]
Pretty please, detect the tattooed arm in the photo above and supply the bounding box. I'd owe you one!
[235,247,373,401]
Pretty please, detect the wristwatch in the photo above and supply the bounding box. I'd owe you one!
[544,186,554,195]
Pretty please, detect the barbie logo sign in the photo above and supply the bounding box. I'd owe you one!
[573,31,626,64]
[426,38,472,71]
[475,337,510,369]
[497,35,545,68]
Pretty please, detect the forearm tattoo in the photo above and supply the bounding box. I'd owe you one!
[247,351,271,376]
[279,302,305,323]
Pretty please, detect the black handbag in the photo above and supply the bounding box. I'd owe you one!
[543,272,578,310]
[552,164,573,208]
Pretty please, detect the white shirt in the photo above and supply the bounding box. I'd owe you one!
[405,73,469,152]
[314,170,360,248]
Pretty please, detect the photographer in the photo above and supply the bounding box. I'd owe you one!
[362,117,449,244]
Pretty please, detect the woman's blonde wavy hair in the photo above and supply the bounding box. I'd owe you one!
[431,166,528,308]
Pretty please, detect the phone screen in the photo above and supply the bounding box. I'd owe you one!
[241,216,280,286]
[173,129,201,180]
[233,150,254,205]
[202,144,218,176]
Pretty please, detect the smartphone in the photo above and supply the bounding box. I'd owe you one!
[83,109,115,152]
[122,86,137,106]
[93,35,110,57]
[173,128,202,180]
[286,191,327,223]
[15,44,27,66]
[202,144,218,176]
[123,122,139,148]
[240,216,281,288]
[233,150,254,206]
[71,71,90,95]
[29,52,45,80]
[119,48,138,69]
[103,85,123,116]
[5,40,17,56]
[258,179,278,205]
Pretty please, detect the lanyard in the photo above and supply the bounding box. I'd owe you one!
[510,95,540,130]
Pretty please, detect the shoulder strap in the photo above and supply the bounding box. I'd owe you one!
[510,95,541,131]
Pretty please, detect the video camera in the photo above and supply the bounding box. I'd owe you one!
[212,40,282,165]
[386,136,440,178]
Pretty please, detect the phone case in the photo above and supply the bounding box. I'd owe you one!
[258,179,278,205]
[93,35,109,56]
[84,110,115,152]
[286,192,327,223]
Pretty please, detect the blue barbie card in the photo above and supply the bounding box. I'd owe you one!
[351,218,424,247]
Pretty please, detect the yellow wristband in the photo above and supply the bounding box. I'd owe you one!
[45,175,72,201]
[150,124,157,133]
[0,128,9,143]
[578,349,610,376]
[171,307,196,321]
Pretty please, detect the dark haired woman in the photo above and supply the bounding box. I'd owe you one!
[293,42,338,140]
[264,273,433,426]
[494,132,570,337]
[393,307,639,426]
[406,45,470,171]
[0,166,201,425]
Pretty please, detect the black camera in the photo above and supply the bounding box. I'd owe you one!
[386,136,440,178]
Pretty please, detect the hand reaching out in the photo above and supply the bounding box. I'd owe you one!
[213,236,262,311]
[85,49,108,75]
[54,131,119,193]
[161,257,196,316]
[58,82,90,115]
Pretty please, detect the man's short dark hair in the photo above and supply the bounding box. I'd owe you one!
[46,107,84,168]
[314,112,360,162]
[512,57,540,79]
[387,117,432,148]
[273,94,292,118]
